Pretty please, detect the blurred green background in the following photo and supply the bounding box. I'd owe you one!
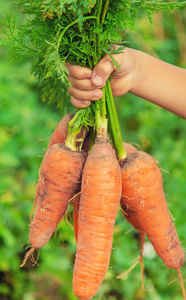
[0,1,186,300]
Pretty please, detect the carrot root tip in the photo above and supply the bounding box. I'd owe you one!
[20,247,37,268]
[177,268,186,300]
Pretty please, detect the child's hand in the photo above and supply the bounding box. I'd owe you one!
[67,46,186,118]
[66,47,136,108]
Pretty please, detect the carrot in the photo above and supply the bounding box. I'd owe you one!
[21,143,86,266]
[47,114,87,245]
[73,134,122,300]
[120,151,185,295]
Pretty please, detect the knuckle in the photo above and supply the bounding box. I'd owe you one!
[101,60,114,73]
[71,96,90,108]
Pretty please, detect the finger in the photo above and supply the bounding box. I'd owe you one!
[68,75,99,91]
[91,46,125,86]
[66,63,92,80]
[71,96,91,108]
[68,86,103,101]
[92,55,115,86]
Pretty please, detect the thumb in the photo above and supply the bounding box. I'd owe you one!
[91,54,115,86]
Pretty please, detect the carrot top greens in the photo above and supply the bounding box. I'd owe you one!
[1,0,186,157]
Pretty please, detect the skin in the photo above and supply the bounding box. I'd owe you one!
[66,47,186,119]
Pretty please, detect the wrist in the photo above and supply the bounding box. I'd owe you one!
[127,48,144,95]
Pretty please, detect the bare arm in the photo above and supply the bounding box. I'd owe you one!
[130,49,186,119]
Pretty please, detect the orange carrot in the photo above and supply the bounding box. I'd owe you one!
[21,143,86,266]
[47,114,87,245]
[120,151,185,294]
[73,134,122,300]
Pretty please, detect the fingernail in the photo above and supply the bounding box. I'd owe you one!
[93,75,103,86]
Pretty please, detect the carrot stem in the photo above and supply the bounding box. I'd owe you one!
[57,16,97,51]
[95,87,108,135]
[95,0,103,63]
[105,80,127,161]
[101,0,110,25]
[88,127,96,151]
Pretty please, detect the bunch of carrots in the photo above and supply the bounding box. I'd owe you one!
[10,0,185,299]
[21,107,185,299]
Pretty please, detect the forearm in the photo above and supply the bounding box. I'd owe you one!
[130,49,186,119]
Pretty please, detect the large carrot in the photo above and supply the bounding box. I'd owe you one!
[73,134,122,300]
[120,151,185,294]
[47,114,87,244]
[21,143,86,266]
